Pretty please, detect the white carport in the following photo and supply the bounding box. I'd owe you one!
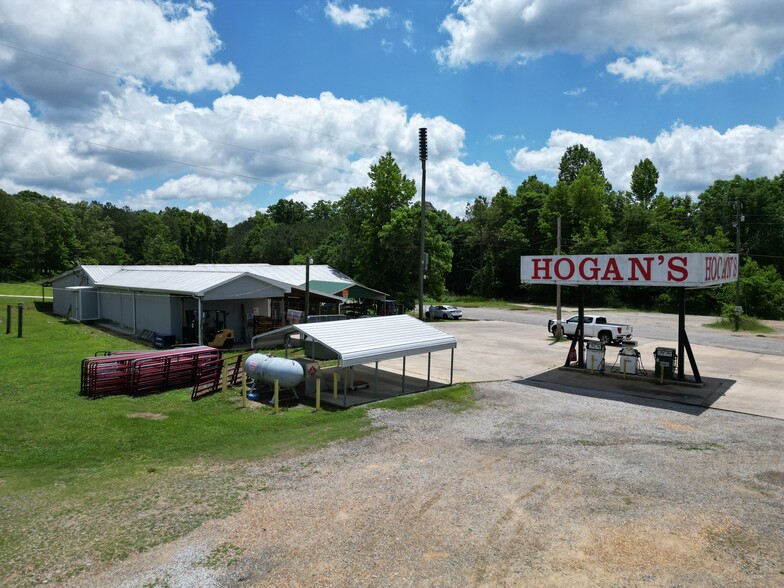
[250,314,457,407]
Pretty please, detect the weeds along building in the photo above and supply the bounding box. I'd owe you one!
[47,264,386,347]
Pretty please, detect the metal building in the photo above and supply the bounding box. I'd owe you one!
[47,264,385,347]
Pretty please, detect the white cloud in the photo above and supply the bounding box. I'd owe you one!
[0,84,505,221]
[324,2,390,29]
[436,0,784,87]
[0,0,239,110]
[512,122,784,195]
[139,174,254,202]
[564,87,586,96]
[0,98,132,194]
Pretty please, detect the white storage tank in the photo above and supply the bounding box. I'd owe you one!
[244,353,305,389]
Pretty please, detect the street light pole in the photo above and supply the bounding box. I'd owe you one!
[734,201,743,331]
[418,128,428,321]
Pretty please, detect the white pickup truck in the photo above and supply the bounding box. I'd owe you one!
[548,314,633,345]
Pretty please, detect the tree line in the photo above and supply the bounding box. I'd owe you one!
[1,146,783,319]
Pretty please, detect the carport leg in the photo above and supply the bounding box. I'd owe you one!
[402,356,406,394]
[450,348,454,385]
[427,352,431,388]
[343,367,348,408]
[374,362,379,395]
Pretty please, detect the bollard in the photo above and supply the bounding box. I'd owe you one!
[17,303,23,338]
[274,379,279,413]
[316,378,321,411]
[623,360,627,380]
[590,356,595,374]
[5,305,10,334]
[333,372,338,401]
[241,369,247,408]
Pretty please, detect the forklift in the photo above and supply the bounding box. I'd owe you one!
[201,309,235,349]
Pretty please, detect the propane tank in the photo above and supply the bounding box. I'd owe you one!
[244,353,305,389]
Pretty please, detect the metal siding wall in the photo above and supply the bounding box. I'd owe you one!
[79,289,100,320]
[170,296,183,342]
[134,292,173,335]
[51,274,81,316]
[120,292,135,330]
[99,290,123,324]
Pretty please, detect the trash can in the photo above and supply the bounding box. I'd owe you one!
[154,334,176,349]
[585,340,605,372]
[654,347,677,379]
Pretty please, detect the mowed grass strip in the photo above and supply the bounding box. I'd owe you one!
[0,285,474,586]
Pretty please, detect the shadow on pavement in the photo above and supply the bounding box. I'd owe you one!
[519,366,735,416]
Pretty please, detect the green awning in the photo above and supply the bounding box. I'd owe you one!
[303,280,387,300]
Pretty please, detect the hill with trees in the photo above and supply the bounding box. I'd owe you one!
[1,147,782,319]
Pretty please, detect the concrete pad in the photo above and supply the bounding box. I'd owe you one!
[386,319,784,421]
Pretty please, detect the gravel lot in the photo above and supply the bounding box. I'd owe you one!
[66,380,784,587]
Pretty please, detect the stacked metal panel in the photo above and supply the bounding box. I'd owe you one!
[80,346,220,397]
[190,353,246,400]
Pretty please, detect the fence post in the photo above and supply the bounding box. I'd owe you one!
[333,371,338,401]
[274,379,279,413]
[5,305,10,334]
[17,304,23,338]
[241,368,247,408]
[316,378,321,411]
[221,362,227,398]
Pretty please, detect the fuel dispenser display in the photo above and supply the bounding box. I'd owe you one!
[585,340,605,372]
[654,347,677,380]
[612,341,642,376]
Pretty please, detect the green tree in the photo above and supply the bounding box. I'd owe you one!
[72,201,127,265]
[12,192,79,277]
[309,199,339,220]
[697,175,784,275]
[558,144,611,192]
[630,158,659,206]
[267,199,308,225]
[332,152,419,298]
[0,190,23,280]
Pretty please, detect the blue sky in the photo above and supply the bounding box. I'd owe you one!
[1,0,783,225]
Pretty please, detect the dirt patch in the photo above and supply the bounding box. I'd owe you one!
[63,382,784,587]
[127,412,167,420]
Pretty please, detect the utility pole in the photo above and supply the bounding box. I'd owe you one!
[305,255,312,323]
[734,201,743,331]
[555,216,563,339]
[418,128,427,321]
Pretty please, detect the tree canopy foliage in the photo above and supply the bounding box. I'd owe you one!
[2,147,783,319]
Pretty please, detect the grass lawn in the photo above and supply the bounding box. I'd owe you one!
[704,315,776,333]
[0,285,474,586]
[0,282,52,297]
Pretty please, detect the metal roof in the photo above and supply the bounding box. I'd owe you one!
[52,264,384,299]
[97,270,253,296]
[195,264,355,286]
[251,314,456,367]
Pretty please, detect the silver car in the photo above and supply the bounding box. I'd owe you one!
[428,305,462,320]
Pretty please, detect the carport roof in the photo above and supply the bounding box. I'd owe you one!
[252,314,457,367]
